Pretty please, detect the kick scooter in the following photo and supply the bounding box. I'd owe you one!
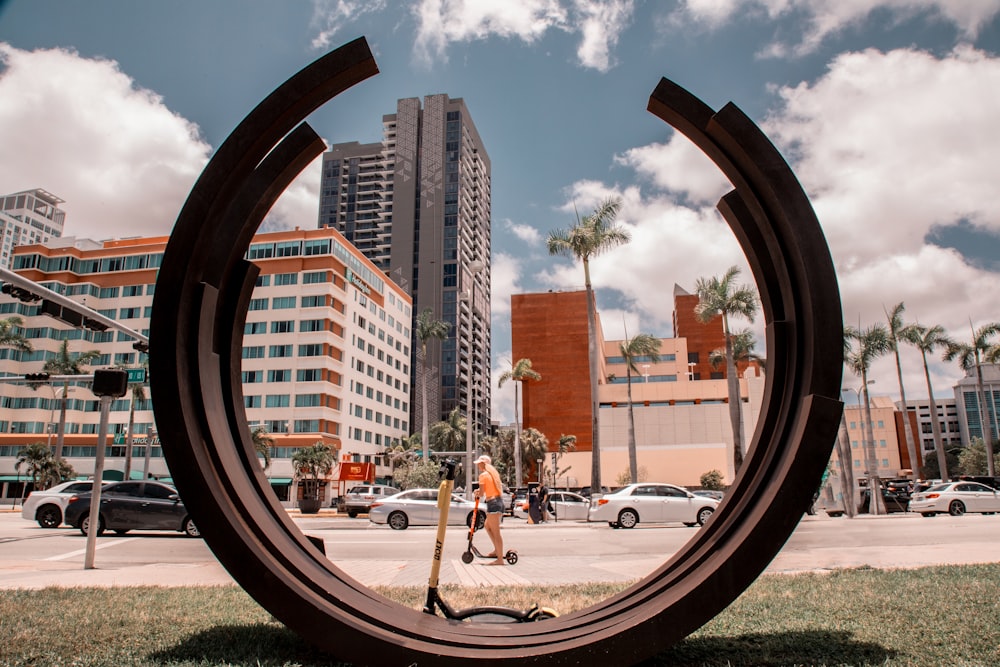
[461,496,518,565]
[423,460,556,623]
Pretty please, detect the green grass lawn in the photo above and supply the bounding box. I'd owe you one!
[1,564,997,666]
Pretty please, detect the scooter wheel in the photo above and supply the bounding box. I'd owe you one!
[505,551,518,565]
[528,606,558,621]
[461,551,474,564]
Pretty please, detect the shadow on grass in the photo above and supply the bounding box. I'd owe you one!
[642,629,897,666]
[155,626,895,667]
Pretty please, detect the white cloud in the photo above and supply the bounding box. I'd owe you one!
[502,218,543,245]
[572,0,635,71]
[614,138,730,205]
[0,43,321,242]
[310,0,389,50]
[489,251,527,318]
[676,0,1000,55]
[0,43,211,241]
[410,0,634,71]
[568,43,1000,403]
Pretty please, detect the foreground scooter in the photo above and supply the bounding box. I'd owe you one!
[461,495,518,565]
[423,460,556,623]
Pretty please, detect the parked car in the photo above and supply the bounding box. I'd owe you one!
[587,482,719,528]
[341,484,400,518]
[884,479,914,497]
[21,480,105,528]
[368,488,484,530]
[509,487,528,515]
[956,475,1000,491]
[63,480,200,537]
[909,481,1000,517]
[858,488,910,514]
[514,490,590,521]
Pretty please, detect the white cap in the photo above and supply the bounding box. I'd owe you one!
[474,454,491,465]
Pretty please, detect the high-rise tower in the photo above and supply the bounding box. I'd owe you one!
[0,189,66,269]
[319,94,492,439]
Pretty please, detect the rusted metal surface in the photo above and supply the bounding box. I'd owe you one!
[150,38,843,666]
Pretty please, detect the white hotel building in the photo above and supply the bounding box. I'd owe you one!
[0,227,411,505]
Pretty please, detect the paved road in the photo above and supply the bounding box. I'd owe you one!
[1,509,998,590]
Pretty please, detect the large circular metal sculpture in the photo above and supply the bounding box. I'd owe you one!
[150,36,843,666]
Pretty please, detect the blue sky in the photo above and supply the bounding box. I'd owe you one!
[2,0,1000,423]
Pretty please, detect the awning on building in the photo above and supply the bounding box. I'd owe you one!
[268,477,293,486]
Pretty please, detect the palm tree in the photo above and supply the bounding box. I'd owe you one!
[834,415,857,518]
[944,322,1000,477]
[0,316,32,354]
[844,323,892,514]
[498,358,542,486]
[885,303,919,480]
[519,427,550,482]
[415,308,451,462]
[547,196,630,493]
[619,333,661,484]
[429,407,467,453]
[708,328,764,374]
[694,266,759,475]
[43,340,101,460]
[902,324,954,480]
[552,434,577,487]
[291,442,336,511]
[15,442,54,491]
[250,425,275,470]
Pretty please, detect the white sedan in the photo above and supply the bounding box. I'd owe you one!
[21,479,106,528]
[513,490,591,521]
[588,483,719,528]
[369,488,483,530]
[909,481,1000,517]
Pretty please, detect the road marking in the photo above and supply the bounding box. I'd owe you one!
[44,537,139,561]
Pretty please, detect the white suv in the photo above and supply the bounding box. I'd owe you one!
[21,480,104,528]
[342,484,400,518]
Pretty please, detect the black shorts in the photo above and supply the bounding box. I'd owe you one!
[485,497,504,515]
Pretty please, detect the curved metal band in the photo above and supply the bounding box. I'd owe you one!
[150,39,843,665]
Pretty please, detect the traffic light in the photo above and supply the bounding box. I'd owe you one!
[24,372,50,383]
[39,299,109,332]
[1,282,42,303]
[92,369,128,398]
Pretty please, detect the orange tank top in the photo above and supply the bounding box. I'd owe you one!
[479,466,502,498]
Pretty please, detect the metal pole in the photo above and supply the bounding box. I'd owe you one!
[142,427,156,480]
[464,277,476,500]
[84,395,112,569]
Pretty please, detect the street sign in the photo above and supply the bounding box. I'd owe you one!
[126,368,147,384]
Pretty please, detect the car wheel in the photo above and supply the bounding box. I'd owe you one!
[948,501,966,517]
[388,511,409,530]
[617,509,638,529]
[921,512,936,517]
[467,512,485,530]
[36,504,62,528]
[347,510,358,518]
[79,514,105,536]
[696,507,714,526]
[183,517,201,538]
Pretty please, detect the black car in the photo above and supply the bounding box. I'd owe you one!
[858,488,909,514]
[64,480,200,537]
